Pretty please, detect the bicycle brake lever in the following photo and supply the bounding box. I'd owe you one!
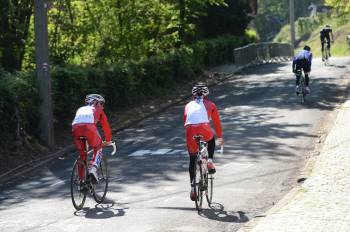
[110,141,116,155]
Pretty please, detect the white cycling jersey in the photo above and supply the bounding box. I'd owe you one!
[184,99,209,126]
[72,106,94,125]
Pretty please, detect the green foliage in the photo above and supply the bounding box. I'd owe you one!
[255,0,324,41]
[193,0,252,39]
[296,17,323,37]
[274,13,328,44]
[0,0,33,71]
[274,12,350,57]
[325,0,350,13]
[44,0,229,66]
[0,69,39,142]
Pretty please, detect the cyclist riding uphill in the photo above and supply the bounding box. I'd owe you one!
[184,83,224,200]
[320,25,334,60]
[72,94,112,182]
[292,45,312,94]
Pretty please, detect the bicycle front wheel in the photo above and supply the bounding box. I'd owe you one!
[194,161,203,211]
[93,156,109,203]
[206,174,213,205]
[71,158,88,210]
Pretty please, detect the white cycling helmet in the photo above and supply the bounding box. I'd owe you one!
[192,83,209,97]
[85,94,105,105]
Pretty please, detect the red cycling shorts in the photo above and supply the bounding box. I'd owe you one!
[185,123,214,155]
[72,123,102,160]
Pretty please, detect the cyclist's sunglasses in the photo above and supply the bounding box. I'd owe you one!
[98,101,104,106]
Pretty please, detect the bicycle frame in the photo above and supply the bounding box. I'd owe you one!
[296,70,306,104]
[192,135,213,211]
[197,141,208,177]
[322,40,330,65]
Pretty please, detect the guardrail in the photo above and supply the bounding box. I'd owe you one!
[234,42,292,68]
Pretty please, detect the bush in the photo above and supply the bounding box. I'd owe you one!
[0,69,39,143]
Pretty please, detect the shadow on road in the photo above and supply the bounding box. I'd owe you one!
[74,199,127,219]
[199,202,249,223]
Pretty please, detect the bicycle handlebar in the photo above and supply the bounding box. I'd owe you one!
[103,141,116,155]
[110,141,116,155]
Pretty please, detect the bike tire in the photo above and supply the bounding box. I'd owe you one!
[194,160,203,211]
[93,156,109,203]
[71,158,88,210]
[206,174,213,205]
[300,77,305,104]
[324,46,329,66]
[322,46,327,66]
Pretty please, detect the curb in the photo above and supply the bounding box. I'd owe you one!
[0,66,242,186]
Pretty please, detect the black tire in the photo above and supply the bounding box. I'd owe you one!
[206,174,213,205]
[323,47,329,66]
[93,156,109,203]
[300,77,305,104]
[71,159,88,210]
[194,160,203,211]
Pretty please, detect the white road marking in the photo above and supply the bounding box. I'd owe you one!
[129,149,186,156]
[166,149,183,155]
[151,149,172,155]
[49,180,66,187]
[129,150,152,157]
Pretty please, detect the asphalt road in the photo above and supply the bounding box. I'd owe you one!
[1,57,350,232]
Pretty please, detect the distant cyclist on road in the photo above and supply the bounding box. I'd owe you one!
[292,45,313,94]
[72,94,112,182]
[184,83,224,201]
[320,25,334,61]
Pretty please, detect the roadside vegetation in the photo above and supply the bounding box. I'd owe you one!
[274,13,350,57]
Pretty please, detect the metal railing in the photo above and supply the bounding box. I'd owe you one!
[233,42,292,68]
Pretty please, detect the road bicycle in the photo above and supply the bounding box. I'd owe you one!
[322,40,330,66]
[70,138,116,210]
[295,69,308,104]
[192,135,214,212]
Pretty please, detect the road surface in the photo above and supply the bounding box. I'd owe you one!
[1,57,350,232]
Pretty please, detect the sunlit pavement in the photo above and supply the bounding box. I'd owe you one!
[240,58,350,232]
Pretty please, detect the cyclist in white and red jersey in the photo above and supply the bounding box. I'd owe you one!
[72,94,112,182]
[184,83,224,201]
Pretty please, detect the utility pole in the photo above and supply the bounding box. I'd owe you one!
[34,0,54,148]
[289,0,295,56]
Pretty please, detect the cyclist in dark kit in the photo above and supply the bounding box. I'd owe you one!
[292,45,313,94]
[320,25,334,61]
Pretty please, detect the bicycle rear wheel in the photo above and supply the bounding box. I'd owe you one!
[326,47,330,65]
[193,161,203,211]
[300,77,305,104]
[93,156,109,203]
[71,158,88,210]
[206,174,213,205]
